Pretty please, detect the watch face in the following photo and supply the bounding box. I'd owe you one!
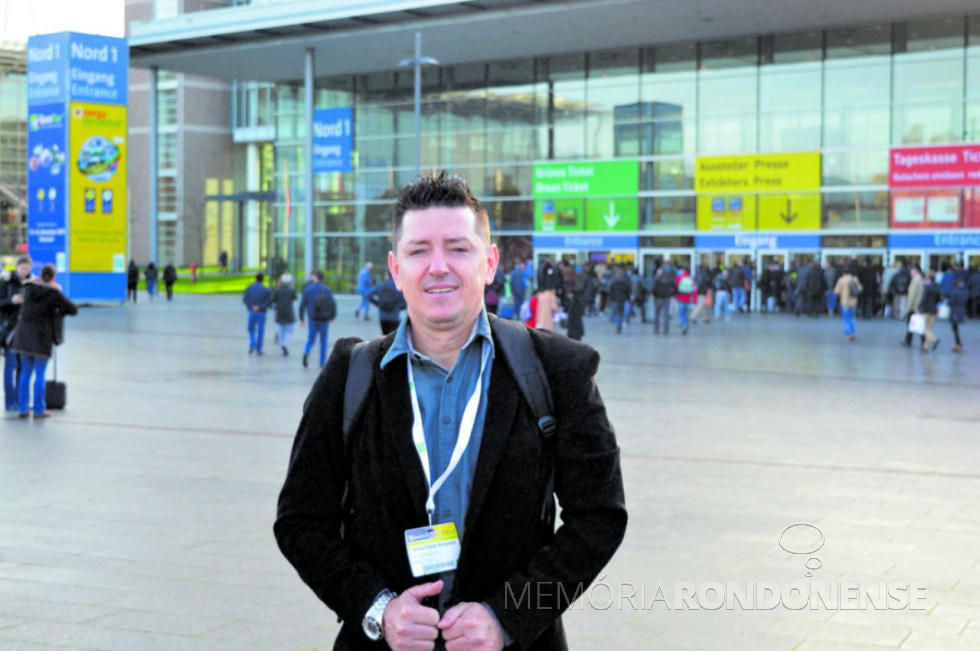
[363,618,382,641]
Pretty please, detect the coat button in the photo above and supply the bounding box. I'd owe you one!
[442,416,451,425]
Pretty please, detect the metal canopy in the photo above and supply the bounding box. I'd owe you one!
[129,0,979,82]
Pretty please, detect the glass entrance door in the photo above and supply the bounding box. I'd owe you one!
[889,250,924,271]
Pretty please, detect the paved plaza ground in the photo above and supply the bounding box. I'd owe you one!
[1,293,978,650]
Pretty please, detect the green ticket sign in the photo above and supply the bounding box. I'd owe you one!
[533,160,639,232]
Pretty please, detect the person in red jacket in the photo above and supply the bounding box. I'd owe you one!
[674,267,697,335]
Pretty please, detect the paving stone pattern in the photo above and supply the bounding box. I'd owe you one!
[1,295,978,650]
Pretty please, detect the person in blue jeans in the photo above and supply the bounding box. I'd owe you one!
[713,270,732,320]
[1,256,33,410]
[298,270,336,368]
[9,264,78,419]
[355,262,374,321]
[833,263,862,342]
[242,273,272,355]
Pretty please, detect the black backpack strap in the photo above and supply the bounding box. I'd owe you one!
[490,317,556,438]
[342,337,384,452]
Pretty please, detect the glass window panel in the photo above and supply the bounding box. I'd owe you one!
[969,104,980,141]
[823,107,891,148]
[760,111,821,151]
[354,170,397,201]
[905,17,965,53]
[486,165,533,198]
[700,37,758,69]
[822,191,888,229]
[968,17,980,100]
[822,150,889,187]
[826,24,891,59]
[552,123,586,159]
[356,72,398,104]
[640,196,695,230]
[485,199,534,232]
[698,115,757,154]
[824,58,890,109]
[442,131,487,166]
[771,30,822,64]
[760,62,821,112]
[650,159,694,191]
[893,103,964,145]
[893,51,964,105]
[357,105,397,137]
[486,128,544,163]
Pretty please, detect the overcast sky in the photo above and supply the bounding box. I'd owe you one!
[1,0,124,41]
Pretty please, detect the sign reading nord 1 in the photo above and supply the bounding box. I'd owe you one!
[27,32,128,107]
[312,108,353,173]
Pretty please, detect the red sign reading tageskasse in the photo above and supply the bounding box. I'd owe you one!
[889,145,980,188]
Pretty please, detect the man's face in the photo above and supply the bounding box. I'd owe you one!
[390,206,498,335]
[16,263,31,278]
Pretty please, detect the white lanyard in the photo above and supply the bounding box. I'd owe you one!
[406,334,490,525]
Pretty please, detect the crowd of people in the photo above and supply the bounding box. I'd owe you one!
[0,256,78,419]
[493,256,978,352]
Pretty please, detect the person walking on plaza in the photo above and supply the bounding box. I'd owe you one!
[243,273,272,355]
[919,271,942,352]
[729,260,747,313]
[650,265,676,334]
[9,264,77,419]
[948,277,969,353]
[564,285,585,340]
[0,257,33,411]
[145,262,159,300]
[968,265,980,319]
[608,266,631,334]
[857,258,878,318]
[887,261,911,320]
[804,260,827,317]
[355,261,375,321]
[367,271,407,335]
[674,266,696,335]
[270,274,298,356]
[833,263,862,342]
[126,259,139,303]
[274,171,626,651]
[298,270,336,369]
[162,262,178,300]
[713,268,732,321]
[902,266,925,348]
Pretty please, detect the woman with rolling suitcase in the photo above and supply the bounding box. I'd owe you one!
[9,264,77,419]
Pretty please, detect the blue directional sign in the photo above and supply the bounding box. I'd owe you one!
[66,32,128,106]
[27,33,69,106]
[312,108,353,173]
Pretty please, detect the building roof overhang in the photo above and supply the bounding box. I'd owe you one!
[129,0,978,81]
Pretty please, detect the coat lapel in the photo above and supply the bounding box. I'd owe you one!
[375,344,430,524]
[463,354,520,541]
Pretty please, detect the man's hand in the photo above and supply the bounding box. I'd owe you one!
[438,602,505,651]
[383,580,442,651]
[11,294,23,305]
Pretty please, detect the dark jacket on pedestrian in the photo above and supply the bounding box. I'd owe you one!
[274,321,626,651]
[565,292,585,340]
[367,278,407,322]
[271,286,298,324]
[145,263,159,282]
[243,282,272,312]
[127,261,139,287]
[0,270,31,325]
[608,273,631,303]
[918,283,942,315]
[163,264,178,285]
[298,283,335,323]
[948,284,969,324]
[10,281,78,359]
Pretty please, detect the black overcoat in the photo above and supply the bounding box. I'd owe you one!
[10,282,78,359]
[275,318,627,650]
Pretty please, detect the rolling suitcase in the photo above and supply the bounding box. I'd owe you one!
[46,348,66,410]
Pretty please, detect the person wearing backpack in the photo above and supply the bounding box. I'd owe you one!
[833,262,863,342]
[275,172,626,651]
[242,272,272,355]
[713,268,732,320]
[674,266,696,335]
[298,270,336,368]
[650,265,676,334]
[367,271,407,335]
[162,262,178,301]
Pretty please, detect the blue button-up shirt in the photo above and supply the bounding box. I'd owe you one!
[381,310,494,611]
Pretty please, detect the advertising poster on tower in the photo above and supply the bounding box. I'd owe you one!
[68,103,127,273]
[26,105,68,273]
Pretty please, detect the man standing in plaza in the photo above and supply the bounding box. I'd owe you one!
[356,261,375,321]
[902,266,925,348]
[275,172,627,651]
[242,273,271,355]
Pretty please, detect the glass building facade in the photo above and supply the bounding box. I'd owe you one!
[269,16,980,289]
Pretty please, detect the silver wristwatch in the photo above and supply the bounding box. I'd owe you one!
[362,589,397,641]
